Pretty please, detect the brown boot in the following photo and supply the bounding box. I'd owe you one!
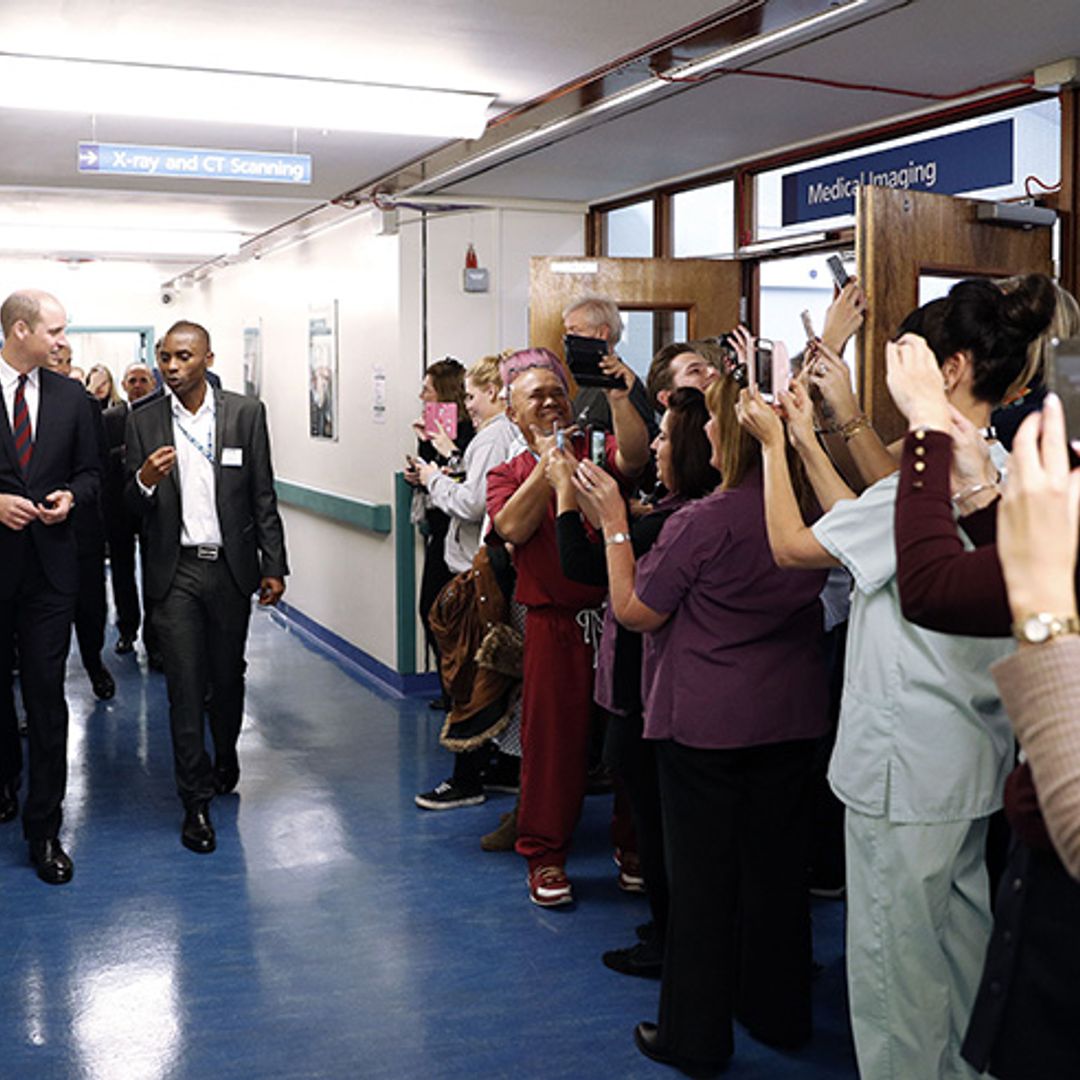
[480,804,518,852]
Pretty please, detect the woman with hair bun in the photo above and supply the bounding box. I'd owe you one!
[738,273,1055,1080]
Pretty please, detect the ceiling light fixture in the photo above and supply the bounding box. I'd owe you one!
[0,224,246,258]
[0,53,495,139]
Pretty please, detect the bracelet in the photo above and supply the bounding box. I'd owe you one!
[605,531,631,546]
[840,414,871,441]
[951,481,996,506]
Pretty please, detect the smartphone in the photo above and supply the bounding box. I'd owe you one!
[590,427,606,468]
[564,333,620,389]
[752,339,775,402]
[826,254,851,290]
[800,310,817,342]
[1047,337,1080,446]
[423,401,458,441]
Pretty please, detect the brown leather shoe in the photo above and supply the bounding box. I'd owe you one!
[480,804,517,852]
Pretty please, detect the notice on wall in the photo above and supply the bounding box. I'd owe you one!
[781,120,1014,226]
[372,365,387,424]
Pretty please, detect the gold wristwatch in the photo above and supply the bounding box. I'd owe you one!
[1012,612,1080,645]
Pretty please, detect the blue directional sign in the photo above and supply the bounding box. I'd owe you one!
[77,142,311,185]
[781,120,1013,226]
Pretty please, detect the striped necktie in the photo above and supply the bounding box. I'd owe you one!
[12,374,33,474]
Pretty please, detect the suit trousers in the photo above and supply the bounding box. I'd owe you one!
[514,607,594,870]
[154,550,252,808]
[105,514,141,639]
[655,737,817,1066]
[0,545,75,839]
[74,538,107,674]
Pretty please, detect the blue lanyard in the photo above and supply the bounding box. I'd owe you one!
[175,416,214,465]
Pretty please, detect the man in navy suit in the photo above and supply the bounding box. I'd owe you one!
[0,290,100,884]
[125,321,288,853]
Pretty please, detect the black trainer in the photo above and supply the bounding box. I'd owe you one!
[414,778,485,811]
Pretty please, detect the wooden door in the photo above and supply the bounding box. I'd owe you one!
[529,256,743,363]
[857,187,1054,442]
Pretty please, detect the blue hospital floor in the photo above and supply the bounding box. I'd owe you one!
[0,606,858,1080]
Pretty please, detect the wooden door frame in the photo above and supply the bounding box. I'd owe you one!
[856,186,1054,443]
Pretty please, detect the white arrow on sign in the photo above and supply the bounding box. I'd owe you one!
[78,148,98,166]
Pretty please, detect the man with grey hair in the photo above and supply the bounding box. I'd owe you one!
[0,289,100,884]
[563,295,657,437]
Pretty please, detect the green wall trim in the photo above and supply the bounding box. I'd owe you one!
[275,479,392,534]
[394,472,417,675]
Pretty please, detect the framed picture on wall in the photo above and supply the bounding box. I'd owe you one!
[243,320,262,399]
[308,300,338,440]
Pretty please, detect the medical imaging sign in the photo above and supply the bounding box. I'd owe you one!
[78,142,311,185]
[781,120,1014,226]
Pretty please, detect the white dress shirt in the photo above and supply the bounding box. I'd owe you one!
[0,354,40,440]
[138,387,222,547]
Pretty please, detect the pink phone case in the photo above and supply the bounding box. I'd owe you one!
[424,401,458,441]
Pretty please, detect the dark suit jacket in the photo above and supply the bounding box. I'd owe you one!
[123,387,288,601]
[0,366,100,597]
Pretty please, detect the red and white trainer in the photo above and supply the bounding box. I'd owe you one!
[615,848,646,893]
[528,864,574,907]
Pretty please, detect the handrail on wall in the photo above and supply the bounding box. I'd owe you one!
[274,479,392,534]
[275,475,417,676]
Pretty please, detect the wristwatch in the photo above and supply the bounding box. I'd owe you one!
[605,531,631,546]
[1012,612,1080,645]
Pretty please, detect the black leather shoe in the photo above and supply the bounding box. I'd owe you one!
[181,804,216,853]
[0,778,18,824]
[89,665,116,700]
[114,635,135,655]
[29,838,74,885]
[212,753,240,795]
[603,940,663,979]
[633,1022,728,1077]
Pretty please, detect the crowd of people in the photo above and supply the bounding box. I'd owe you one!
[404,282,1080,1078]
[3,274,1080,1077]
[1,290,287,881]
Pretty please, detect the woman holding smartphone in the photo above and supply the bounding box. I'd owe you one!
[578,371,829,1073]
[413,355,521,809]
[547,387,720,978]
[404,358,475,711]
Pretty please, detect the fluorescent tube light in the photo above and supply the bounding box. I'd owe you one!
[672,0,871,80]
[0,53,494,139]
[407,0,884,193]
[0,225,245,257]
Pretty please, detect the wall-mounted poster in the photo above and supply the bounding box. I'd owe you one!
[242,321,262,398]
[308,300,338,440]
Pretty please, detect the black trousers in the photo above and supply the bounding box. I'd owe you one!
[655,737,817,1065]
[74,540,107,674]
[604,709,668,937]
[105,514,141,640]
[0,547,76,839]
[962,839,1080,1079]
[154,551,252,808]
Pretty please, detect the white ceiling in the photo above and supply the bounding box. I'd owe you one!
[1,0,1079,265]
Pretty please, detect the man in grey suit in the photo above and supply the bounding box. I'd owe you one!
[125,320,288,853]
